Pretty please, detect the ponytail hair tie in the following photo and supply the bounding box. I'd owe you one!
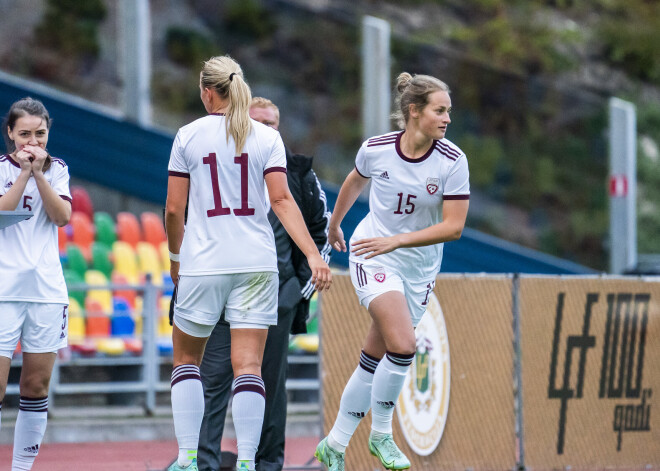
[229,73,236,82]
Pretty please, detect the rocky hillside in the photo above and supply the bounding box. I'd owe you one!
[1,0,658,270]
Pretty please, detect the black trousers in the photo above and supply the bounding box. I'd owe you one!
[197,306,297,471]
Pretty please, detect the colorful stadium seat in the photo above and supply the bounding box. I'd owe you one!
[111,273,137,308]
[58,225,68,254]
[96,338,126,356]
[112,241,139,283]
[70,211,95,259]
[63,268,86,307]
[158,241,171,275]
[94,211,117,248]
[141,211,166,247]
[70,186,94,222]
[116,212,142,248]
[66,244,88,279]
[85,298,110,338]
[91,242,113,278]
[85,269,112,313]
[137,242,163,285]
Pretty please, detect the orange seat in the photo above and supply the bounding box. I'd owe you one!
[71,186,94,221]
[58,225,68,254]
[112,273,136,309]
[116,212,142,248]
[141,212,166,248]
[86,314,111,337]
[70,211,95,259]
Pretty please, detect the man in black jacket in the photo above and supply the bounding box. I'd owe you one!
[196,97,331,471]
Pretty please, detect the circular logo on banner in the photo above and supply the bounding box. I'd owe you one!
[396,292,450,456]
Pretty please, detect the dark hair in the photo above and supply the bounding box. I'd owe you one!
[2,97,52,170]
[392,72,450,129]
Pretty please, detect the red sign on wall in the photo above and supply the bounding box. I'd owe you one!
[609,175,628,197]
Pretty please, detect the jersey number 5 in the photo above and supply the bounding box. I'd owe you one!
[203,152,255,217]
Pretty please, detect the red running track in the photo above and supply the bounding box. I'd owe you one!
[0,437,322,470]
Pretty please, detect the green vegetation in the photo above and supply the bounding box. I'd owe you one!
[165,27,217,68]
[35,0,106,60]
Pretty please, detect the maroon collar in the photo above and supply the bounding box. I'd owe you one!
[395,131,436,163]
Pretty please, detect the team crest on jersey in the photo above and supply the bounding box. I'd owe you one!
[426,177,439,195]
[374,268,386,283]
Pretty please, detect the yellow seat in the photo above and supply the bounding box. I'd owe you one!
[68,316,86,344]
[96,337,126,356]
[290,334,319,353]
[158,241,171,273]
[84,270,112,313]
[68,297,83,318]
[137,241,163,285]
[112,241,139,283]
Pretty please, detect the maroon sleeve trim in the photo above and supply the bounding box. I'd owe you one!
[354,165,369,179]
[60,195,72,203]
[168,171,190,179]
[264,166,287,176]
[443,194,470,200]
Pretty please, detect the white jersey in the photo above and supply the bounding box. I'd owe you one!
[349,131,470,281]
[0,154,71,303]
[168,114,287,275]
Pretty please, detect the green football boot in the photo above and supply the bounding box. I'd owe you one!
[315,436,345,471]
[368,431,411,470]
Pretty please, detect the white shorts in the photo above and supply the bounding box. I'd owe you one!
[173,272,278,338]
[0,302,69,358]
[349,260,435,327]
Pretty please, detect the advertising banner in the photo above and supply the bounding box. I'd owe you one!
[519,277,660,469]
[321,275,516,470]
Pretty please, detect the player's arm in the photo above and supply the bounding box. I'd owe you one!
[165,174,189,284]
[351,199,469,259]
[266,170,331,292]
[327,168,370,252]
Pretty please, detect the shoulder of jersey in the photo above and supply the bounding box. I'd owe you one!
[250,119,279,137]
[365,131,400,149]
[434,138,465,162]
[49,156,68,169]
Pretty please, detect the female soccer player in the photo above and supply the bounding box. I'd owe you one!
[165,56,331,471]
[315,72,470,471]
[0,97,72,470]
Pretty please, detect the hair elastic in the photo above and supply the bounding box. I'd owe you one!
[229,73,236,81]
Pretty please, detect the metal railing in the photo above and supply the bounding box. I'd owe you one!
[6,277,320,416]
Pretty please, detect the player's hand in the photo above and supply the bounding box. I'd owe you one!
[308,254,332,292]
[24,145,48,173]
[328,225,346,252]
[14,149,33,172]
[351,236,400,259]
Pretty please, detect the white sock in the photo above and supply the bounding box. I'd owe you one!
[12,396,48,471]
[371,351,414,434]
[328,350,378,451]
[171,364,203,467]
[232,374,265,466]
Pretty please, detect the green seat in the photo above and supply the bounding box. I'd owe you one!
[91,242,113,278]
[66,244,88,279]
[94,212,116,248]
[63,268,85,307]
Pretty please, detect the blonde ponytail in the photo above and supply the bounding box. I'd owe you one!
[201,55,253,155]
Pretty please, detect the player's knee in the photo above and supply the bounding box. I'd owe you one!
[19,375,51,397]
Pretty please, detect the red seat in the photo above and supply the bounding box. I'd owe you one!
[58,225,68,254]
[70,211,95,260]
[141,212,166,247]
[71,186,94,221]
[111,273,136,308]
[116,212,142,248]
